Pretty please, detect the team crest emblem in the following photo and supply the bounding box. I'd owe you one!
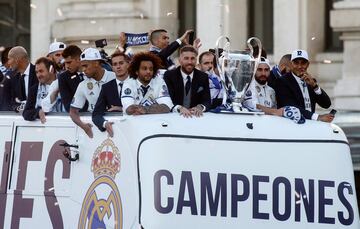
[124,88,131,95]
[256,85,261,93]
[78,138,123,229]
[87,82,94,90]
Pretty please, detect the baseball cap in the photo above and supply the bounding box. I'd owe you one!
[80,48,102,61]
[291,49,308,61]
[49,42,66,54]
[259,57,271,68]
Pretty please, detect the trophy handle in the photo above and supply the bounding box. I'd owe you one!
[243,37,262,94]
[215,36,230,79]
[215,36,231,104]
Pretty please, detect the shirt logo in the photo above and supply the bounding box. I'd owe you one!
[87,82,93,90]
[124,88,131,95]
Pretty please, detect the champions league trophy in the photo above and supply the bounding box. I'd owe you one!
[215,36,262,112]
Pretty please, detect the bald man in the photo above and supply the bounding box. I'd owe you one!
[7,46,38,111]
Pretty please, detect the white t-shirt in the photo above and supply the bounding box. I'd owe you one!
[121,76,173,112]
[71,70,115,112]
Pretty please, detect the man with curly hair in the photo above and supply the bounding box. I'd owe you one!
[121,52,173,115]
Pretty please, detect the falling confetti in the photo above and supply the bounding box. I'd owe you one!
[140,13,144,19]
[166,12,173,16]
[57,8,63,17]
[323,59,332,64]
[48,187,55,191]
[81,40,90,44]
[90,20,96,24]
[225,5,230,13]
[311,37,316,40]
[30,3,37,9]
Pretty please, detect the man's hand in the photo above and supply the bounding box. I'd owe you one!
[301,72,317,88]
[81,123,93,138]
[193,38,202,51]
[126,105,146,115]
[190,105,204,117]
[179,29,194,44]
[107,105,122,112]
[179,106,192,118]
[39,109,46,124]
[105,121,114,138]
[317,114,334,123]
[119,32,126,50]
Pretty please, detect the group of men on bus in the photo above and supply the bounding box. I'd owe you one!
[0,28,334,138]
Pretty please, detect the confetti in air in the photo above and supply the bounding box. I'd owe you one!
[81,40,90,44]
[167,12,173,16]
[323,59,332,64]
[57,8,63,17]
[90,20,96,24]
[311,37,316,40]
[225,5,230,13]
[140,13,144,19]
[30,3,37,9]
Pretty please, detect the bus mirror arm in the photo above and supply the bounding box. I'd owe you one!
[60,143,80,163]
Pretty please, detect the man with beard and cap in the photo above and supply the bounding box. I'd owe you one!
[70,47,115,138]
[164,45,211,118]
[48,41,66,73]
[121,52,173,116]
[7,46,38,111]
[243,57,277,111]
[276,49,333,122]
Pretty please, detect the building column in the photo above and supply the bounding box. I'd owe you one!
[30,0,50,62]
[273,0,325,62]
[332,0,360,110]
[196,0,248,54]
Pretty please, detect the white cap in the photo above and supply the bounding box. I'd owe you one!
[291,49,309,61]
[49,42,66,54]
[80,48,102,61]
[259,57,271,68]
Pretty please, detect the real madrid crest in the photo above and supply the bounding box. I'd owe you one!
[78,138,123,229]
[87,82,93,90]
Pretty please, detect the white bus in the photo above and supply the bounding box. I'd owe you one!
[0,113,358,228]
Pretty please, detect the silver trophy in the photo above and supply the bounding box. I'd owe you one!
[215,36,262,112]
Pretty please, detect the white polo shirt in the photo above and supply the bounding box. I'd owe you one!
[121,76,173,112]
[71,70,115,112]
